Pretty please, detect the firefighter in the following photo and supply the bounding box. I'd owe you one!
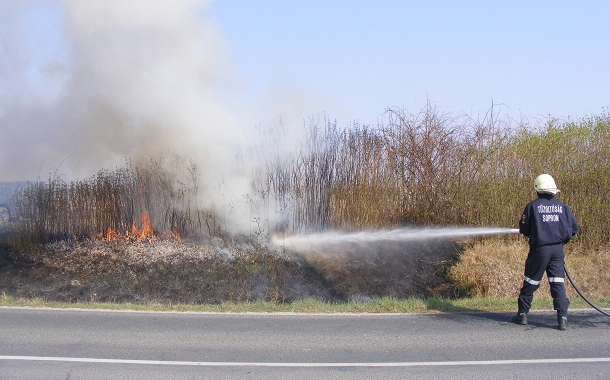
[512,174,579,330]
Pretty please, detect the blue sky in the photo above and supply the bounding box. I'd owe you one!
[1,0,609,182]
[208,0,609,125]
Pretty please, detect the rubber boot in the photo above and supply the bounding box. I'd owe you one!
[557,314,567,331]
[512,312,527,325]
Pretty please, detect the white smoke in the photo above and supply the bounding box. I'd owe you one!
[0,0,267,234]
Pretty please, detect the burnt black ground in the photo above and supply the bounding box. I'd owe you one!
[0,227,463,304]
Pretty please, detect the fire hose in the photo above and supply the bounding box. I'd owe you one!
[564,265,610,318]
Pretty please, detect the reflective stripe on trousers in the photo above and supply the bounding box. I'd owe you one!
[524,276,564,284]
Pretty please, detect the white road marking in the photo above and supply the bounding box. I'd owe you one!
[1,355,609,367]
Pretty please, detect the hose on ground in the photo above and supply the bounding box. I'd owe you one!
[564,265,610,318]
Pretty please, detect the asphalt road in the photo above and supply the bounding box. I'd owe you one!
[0,307,608,379]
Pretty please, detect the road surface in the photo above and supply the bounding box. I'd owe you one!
[0,307,608,379]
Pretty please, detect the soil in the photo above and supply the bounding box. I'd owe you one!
[0,227,463,304]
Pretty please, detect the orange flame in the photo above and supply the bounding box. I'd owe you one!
[104,228,120,241]
[130,211,155,242]
[92,227,120,241]
[91,212,181,242]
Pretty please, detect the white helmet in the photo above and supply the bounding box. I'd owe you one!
[534,174,560,195]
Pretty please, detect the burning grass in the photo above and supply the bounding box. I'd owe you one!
[0,231,466,304]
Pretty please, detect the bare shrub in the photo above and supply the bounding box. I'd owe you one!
[10,108,610,248]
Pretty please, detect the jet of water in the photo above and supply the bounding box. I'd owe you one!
[273,226,520,248]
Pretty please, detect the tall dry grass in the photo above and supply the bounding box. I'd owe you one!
[10,154,211,244]
[9,107,610,246]
[450,236,610,300]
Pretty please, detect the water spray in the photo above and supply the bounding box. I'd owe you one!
[274,226,610,317]
[272,226,519,248]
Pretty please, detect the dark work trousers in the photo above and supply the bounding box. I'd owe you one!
[517,244,569,315]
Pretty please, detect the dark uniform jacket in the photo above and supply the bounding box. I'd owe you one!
[519,193,579,248]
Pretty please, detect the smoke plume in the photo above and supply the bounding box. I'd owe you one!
[0,0,264,233]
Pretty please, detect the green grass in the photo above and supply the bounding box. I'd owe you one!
[2,293,608,314]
